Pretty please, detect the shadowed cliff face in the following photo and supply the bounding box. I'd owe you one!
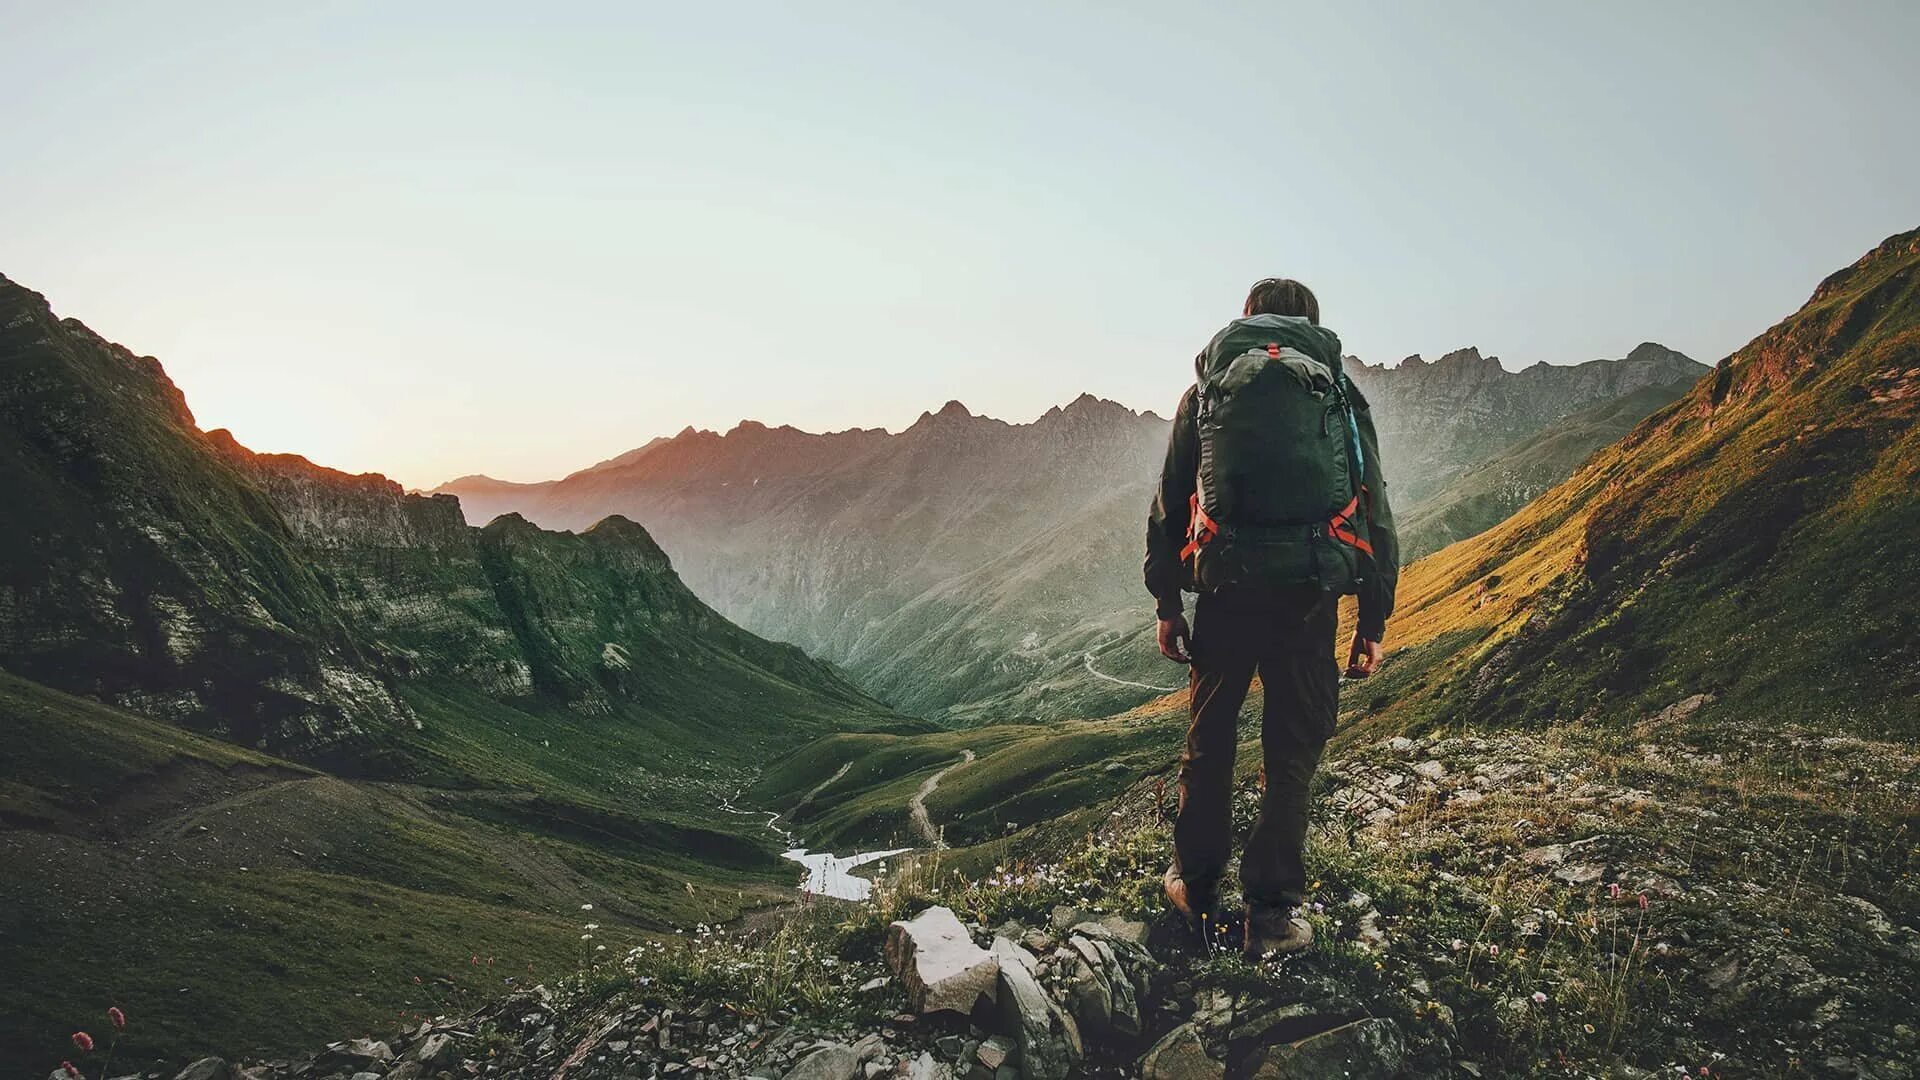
[436,358,1704,723]
[0,273,895,769]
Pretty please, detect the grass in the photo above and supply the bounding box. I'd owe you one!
[0,673,806,1069]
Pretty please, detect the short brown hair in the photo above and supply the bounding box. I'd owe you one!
[1244,278,1320,323]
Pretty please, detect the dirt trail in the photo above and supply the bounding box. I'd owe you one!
[908,750,975,847]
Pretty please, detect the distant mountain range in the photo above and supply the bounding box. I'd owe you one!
[435,345,1707,721]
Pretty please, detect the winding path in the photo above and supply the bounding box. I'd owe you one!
[908,750,975,847]
[1083,637,1183,694]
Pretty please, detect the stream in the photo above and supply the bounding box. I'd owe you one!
[783,847,911,901]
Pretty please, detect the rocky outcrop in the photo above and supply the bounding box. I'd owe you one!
[885,906,1000,1015]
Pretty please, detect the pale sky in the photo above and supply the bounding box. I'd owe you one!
[3,1,1915,488]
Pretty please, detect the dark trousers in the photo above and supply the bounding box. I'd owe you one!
[1173,586,1339,908]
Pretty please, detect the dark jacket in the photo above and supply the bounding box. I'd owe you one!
[1144,357,1400,642]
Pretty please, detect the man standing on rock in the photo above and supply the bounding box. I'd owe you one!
[1144,277,1399,958]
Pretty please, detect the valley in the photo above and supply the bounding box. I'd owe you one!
[434,345,1706,726]
[3,226,1915,1078]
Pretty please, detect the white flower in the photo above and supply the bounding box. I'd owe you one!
[581,903,594,911]
[581,933,593,941]
[1531,991,1548,1004]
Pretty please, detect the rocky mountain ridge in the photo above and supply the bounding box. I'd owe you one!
[436,349,1704,723]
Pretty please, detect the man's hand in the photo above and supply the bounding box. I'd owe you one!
[1345,631,1383,679]
[1157,614,1192,664]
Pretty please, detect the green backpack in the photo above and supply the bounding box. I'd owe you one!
[1181,314,1374,595]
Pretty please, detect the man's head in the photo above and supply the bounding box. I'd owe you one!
[1243,278,1320,324]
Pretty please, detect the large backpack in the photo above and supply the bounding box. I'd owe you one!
[1181,314,1374,595]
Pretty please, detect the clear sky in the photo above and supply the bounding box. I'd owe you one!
[3,2,1915,488]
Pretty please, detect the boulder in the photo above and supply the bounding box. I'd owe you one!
[1242,1018,1403,1080]
[992,937,1081,1080]
[975,1036,1014,1071]
[1052,922,1154,1040]
[904,1052,952,1080]
[172,1062,233,1080]
[1138,1024,1222,1080]
[413,1032,457,1068]
[885,906,999,1015]
[784,1043,861,1080]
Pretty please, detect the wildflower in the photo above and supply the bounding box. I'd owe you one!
[1531,991,1548,1004]
[107,1008,126,1031]
[584,923,600,930]
[1449,938,1465,951]
[72,1032,94,1052]
[1488,944,1499,957]
[1639,893,1650,910]
[62,1063,81,1080]
[1609,882,1623,900]
[581,903,593,911]
[580,933,594,941]
[1584,1023,1596,1034]
[595,945,607,952]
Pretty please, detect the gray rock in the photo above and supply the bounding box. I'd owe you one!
[1055,923,1153,1039]
[1242,1018,1403,1080]
[1413,760,1447,781]
[1552,862,1606,887]
[992,937,1080,1080]
[349,1073,382,1080]
[904,1052,952,1080]
[1227,1004,1354,1048]
[784,1044,861,1080]
[851,1033,888,1064]
[413,1033,457,1068]
[974,1037,1014,1072]
[1138,1024,1222,1080]
[172,1062,233,1080]
[885,906,1000,1015]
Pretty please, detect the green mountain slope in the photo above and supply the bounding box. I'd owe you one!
[0,272,918,1065]
[1371,227,1920,737]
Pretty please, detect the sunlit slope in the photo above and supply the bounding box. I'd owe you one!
[1366,227,1920,736]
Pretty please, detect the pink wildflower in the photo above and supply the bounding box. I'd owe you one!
[62,1062,82,1080]
[108,1007,126,1030]
[72,1032,94,1052]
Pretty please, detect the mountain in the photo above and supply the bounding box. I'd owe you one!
[1394,379,1697,559]
[0,272,916,1063]
[1342,341,1708,505]
[733,228,1920,1076]
[1368,228,1920,735]
[436,353,1704,723]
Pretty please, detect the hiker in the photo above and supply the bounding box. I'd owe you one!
[1144,277,1399,959]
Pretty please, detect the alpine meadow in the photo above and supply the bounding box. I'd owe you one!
[2,6,1916,1080]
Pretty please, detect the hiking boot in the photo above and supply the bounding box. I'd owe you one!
[1242,903,1313,960]
[1162,864,1218,934]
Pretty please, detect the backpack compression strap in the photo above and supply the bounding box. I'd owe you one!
[1329,488,1376,557]
[1180,491,1221,562]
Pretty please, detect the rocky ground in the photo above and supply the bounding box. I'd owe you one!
[51,707,1919,1080]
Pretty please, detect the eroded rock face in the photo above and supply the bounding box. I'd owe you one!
[885,906,999,1015]
[1139,1024,1223,1080]
[992,936,1081,1080]
[1240,1018,1404,1080]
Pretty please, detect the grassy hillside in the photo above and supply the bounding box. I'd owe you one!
[1396,380,1699,560]
[0,272,924,1067]
[0,673,803,1066]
